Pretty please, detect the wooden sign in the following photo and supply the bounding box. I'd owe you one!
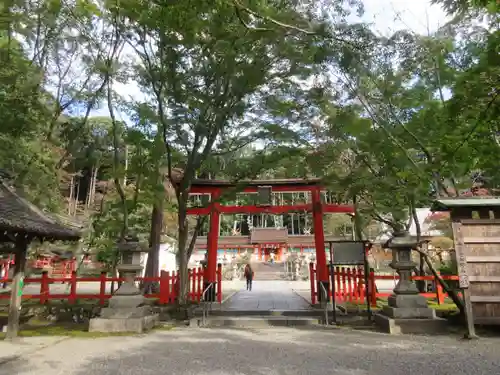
[451,222,470,289]
[250,228,288,243]
[329,241,365,265]
[257,186,272,206]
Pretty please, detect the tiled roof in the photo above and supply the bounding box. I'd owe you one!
[0,180,82,241]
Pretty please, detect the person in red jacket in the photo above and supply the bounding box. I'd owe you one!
[244,263,254,291]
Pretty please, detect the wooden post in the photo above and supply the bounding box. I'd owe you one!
[6,237,28,340]
[369,271,377,307]
[197,267,202,301]
[217,263,222,303]
[188,268,193,302]
[158,271,168,304]
[347,268,353,303]
[435,272,444,305]
[309,262,316,305]
[340,267,347,302]
[40,271,50,304]
[451,222,478,339]
[99,272,107,306]
[69,271,77,304]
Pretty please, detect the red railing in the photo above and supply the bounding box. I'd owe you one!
[309,263,459,306]
[1,257,77,283]
[0,258,12,284]
[0,264,223,305]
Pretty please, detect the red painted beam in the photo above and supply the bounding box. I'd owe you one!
[186,204,354,215]
[189,185,321,194]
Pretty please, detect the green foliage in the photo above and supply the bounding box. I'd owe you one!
[439,261,458,276]
[302,7,500,233]
[0,0,498,306]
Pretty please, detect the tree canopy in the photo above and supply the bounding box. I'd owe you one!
[0,0,498,302]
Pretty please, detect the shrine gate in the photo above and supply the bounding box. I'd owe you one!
[187,178,354,301]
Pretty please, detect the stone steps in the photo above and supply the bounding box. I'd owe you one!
[191,315,322,328]
[194,309,324,317]
[253,262,285,280]
[254,272,285,280]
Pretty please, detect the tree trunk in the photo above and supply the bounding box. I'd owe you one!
[144,201,163,293]
[89,166,98,210]
[74,174,81,215]
[186,216,206,262]
[352,195,364,241]
[410,203,426,293]
[84,165,98,210]
[177,205,190,306]
[418,253,426,293]
[123,144,128,187]
[415,247,465,316]
[68,175,74,216]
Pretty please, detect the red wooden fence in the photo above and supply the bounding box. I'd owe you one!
[0,265,222,305]
[309,263,459,306]
[1,257,77,282]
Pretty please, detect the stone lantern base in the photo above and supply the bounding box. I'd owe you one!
[374,232,448,335]
[89,264,159,333]
[89,311,159,334]
[374,294,448,335]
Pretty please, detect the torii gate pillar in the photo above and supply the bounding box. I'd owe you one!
[312,187,329,301]
[204,191,220,302]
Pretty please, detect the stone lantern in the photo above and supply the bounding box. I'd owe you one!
[386,231,420,299]
[89,235,159,333]
[374,231,446,334]
[111,235,147,305]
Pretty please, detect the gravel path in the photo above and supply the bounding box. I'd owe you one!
[2,327,500,375]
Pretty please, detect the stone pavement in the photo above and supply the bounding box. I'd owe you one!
[223,280,312,311]
[2,327,500,375]
[0,336,68,365]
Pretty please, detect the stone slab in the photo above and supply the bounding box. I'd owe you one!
[374,313,448,335]
[89,314,159,333]
[193,316,321,328]
[108,294,146,309]
[388,294,428,308]
[223,284,312,311]
[100,305,152,319]
[382,306,436,319]
[198,309,323,317]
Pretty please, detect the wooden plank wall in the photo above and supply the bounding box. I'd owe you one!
[454,210,500,325]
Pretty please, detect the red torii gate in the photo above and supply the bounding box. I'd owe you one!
[186,178,354,301]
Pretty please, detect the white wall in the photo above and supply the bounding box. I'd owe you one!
[141,242,177,276]
[158,243,177,273]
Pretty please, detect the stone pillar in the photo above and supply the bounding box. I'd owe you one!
[374,231,446,334]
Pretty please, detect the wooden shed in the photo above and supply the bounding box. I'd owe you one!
[432,197,500,325]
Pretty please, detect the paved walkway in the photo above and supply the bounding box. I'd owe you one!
[3,327,500,375]
[223,280,312,311]
[0,337,67,364]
